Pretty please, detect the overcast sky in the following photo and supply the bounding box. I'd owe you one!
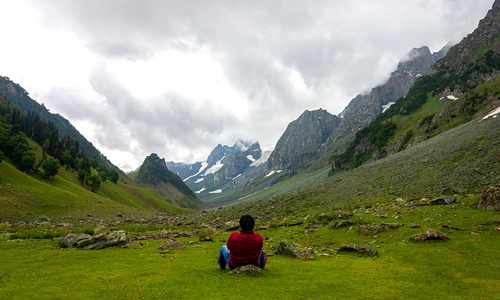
[0,0,494,171]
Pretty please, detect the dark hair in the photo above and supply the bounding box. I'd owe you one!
[239,215,255,231]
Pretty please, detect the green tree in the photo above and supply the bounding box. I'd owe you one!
[42,157,61,179]
[109,170,119,183]
[86,174,101,192]
[78,169,89,185]
[99,170,108,182]
[0,150,4,163]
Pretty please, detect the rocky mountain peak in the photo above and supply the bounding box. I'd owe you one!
[135,153,201,209]
[266,108,340,173]
[328,43,450,148]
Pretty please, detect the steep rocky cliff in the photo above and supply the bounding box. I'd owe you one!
[328,45,450,147]
[135,153,204,209]
[266,109,340,173]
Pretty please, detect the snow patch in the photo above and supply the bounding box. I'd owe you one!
[482,107,500,120]
[382,102,396,113]
[204,156,225,175]
[183,161,209,182]
[233,174,242,180]
[247,155,256,162]
[440,95,458,101]
[209,189,223,194]
[194,178,204,183]
[265,170,282,177]
[195,187,206,194]
[251,147,273,167]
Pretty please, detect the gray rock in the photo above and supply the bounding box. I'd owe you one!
[158,241,185,250]
[94,225,108,234]
[75,232,129,250]
[478,186,500,211]
[59,233,92,248]
[428,195,455,205]
[225,221,239,231]
[275,240,315,259]
[329,221,351,229]
[338,244,378,256]
[229,264,262,275]
[410,230,449,241]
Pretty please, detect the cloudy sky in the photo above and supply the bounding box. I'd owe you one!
[0,0,494,171]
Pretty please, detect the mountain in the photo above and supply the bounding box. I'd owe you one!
[134,153,204,210]
[328,45,451,148]
[332,0,500,172]
[266,109,341,174]
[167,140,271,203]
[0,76,103,163]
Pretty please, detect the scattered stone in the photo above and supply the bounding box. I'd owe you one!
[424,218,433,222]
[358,225,384,235]
[94,225,108,234]
[204,227,218,236]
[410,224,420,228]
[338,244,377,256]
[428,195,455,205]
[442,187,452,195]
[229,264,262,275]
[492,219,500,224]
[410,230,449,241]
[442,225,468,231]
[76,232,129,250]
[453,188,468,194]
[329,221,351,230]
[59,233,92,248]
[225,221,239,231]
[158,241,185,250]
[471,232,480,236]
[388,223,399,229]
[40,215,52,222]
[275,240,315,259]
[477,186,500,211]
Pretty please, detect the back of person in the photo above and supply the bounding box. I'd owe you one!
[227,230,263,268]
[218,214,267,270]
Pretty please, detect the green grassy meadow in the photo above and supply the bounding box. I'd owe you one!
[1,199,499,300]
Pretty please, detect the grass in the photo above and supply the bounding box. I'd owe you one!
[1,198,499,299]
[0,161,189,222]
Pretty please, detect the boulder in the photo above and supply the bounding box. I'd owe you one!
[477,186,500,211]
[358,225,384,235]
[329,221,351,230]
[275,240,315,259]
[158,241,185,250]
[410,230,449,241]
[94,225,108,234]
[442,187,453,195]
[229,264,262,275]
[74,232,129,250]
[225,221,239,231]
[428,195,455,205]
[338,244,377,256]
[59,233,92,248]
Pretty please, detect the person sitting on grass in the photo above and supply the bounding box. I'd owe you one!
[218,214,267,270]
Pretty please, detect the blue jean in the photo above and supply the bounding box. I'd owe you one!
[218,245,266,270]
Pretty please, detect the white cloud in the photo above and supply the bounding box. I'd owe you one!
[0,0,494,171]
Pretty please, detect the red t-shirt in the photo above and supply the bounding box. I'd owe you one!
[227,230,265,269]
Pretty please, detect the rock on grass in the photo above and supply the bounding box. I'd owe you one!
[410,229,449,241]
[338,244,378,256]
[478,186,500,211]
[229,265,262,275]
[275,240,315,259]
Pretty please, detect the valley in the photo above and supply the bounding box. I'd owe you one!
[1,1,500,299]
